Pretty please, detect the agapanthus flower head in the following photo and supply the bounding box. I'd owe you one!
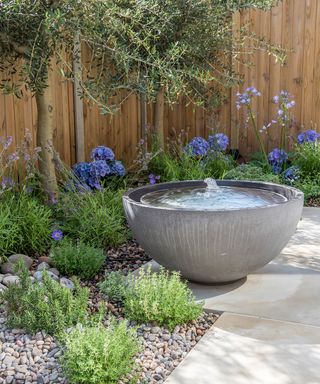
[268,148,288,174]
[110,161,126,177]
[208,133,229,151]
[51,229,63,241]
[149,174,161,185]
[8,152,19,163]
[91,146,115,162]
[185,137,209,156]
[87,177,103,190]
[297,129,320,144]
[283,166,300,184]
[236,87,261,110]
[89,160,111,178]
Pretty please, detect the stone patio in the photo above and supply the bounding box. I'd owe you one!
[156,207,320,383]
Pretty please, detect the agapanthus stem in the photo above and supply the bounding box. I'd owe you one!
[248,107,269,165]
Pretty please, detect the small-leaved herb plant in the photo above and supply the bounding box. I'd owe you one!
[0,264,89,336]
[61,320,141,384]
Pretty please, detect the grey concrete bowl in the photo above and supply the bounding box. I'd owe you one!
[123,180,304,284]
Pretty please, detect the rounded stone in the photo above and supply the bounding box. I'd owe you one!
[59,277,74,290]
[2,275,20,286]
[8,254,33,270]
[37,262,50,272]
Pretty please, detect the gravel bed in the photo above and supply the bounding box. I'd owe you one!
[0,241,219,383]
[306,197,320,207]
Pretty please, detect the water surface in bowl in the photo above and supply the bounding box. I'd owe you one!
[140,186,287,210]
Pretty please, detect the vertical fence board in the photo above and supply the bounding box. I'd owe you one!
[0,0,319,166]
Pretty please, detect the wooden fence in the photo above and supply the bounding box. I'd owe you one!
[1,0,320,166]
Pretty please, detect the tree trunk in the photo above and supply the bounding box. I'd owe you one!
[35,86,58,200]
[154,87,165,147]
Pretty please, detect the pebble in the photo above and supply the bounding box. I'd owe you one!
[2,275,20,286]
[59,277,74,290]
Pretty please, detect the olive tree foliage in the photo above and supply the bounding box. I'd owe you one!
[79,0,284,145]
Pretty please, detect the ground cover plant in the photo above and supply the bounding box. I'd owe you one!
[100,268,203,330]
[61,320,141,384]
[0,266,89,336]
[51,238,106,279]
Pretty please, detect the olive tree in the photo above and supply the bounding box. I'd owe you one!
[87,0,283,145]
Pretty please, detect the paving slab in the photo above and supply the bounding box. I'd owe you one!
[277,207,320,271]
[165,313,320,384]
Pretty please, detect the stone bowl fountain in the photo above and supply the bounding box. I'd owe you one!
[123,180,304,284]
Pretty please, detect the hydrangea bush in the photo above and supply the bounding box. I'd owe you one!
[73,146,125,190]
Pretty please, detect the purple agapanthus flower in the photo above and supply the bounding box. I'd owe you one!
[0,136,13,149]
[91,146,115,162]
[236,86,261,110]
[185,137,210,157]
[89,160,111,178]
[283,166,300,184]
[51,229,63,241]
[268,148,288,174]
[208,133,229,151]
[87,177,103,190]
[297,130,320,144]
[110,161,126,177]
[149,174,161,185]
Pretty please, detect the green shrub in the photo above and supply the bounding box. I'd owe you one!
[149,150,233,182]
[295,177,320,202]
[294,142,320,178]
[51,238,106,279]
[61,321,140,384]
[98,271,127,301]
[59,189,129,248]
[123,268,203,330]
[0,266,89,336]
[224,163,281,183]
[0,192,52,261]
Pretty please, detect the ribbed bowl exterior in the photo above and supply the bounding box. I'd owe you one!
[123,180,304,283]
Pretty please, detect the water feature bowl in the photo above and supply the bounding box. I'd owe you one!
[123,180,304,284]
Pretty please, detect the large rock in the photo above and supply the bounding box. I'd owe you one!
[37,262,50,272]
[1,263,15,274]
[8,254,33,270]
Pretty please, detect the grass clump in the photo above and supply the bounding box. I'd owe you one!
[100,268,203,330]
[0,192,52,261]
[149,150,233,182]
[0,265,89,336]
[224,163,281,183]
[61,320,140,384]
[51,238,106,279]
[59,189,129,248]
[294,142,320,179]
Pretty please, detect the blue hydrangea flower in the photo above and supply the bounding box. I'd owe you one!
[110,161,126,177]
[89,160,111,178]
[283,166,300,184]
[51,229,63,241]
[185,137,210,156]
[91,146,115,162]
[297,130,320,144]
[87,177,103,190]
[73,162,91,181]
[268,148,288,174]
[149,174,161,185]
[208,133,229,151]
